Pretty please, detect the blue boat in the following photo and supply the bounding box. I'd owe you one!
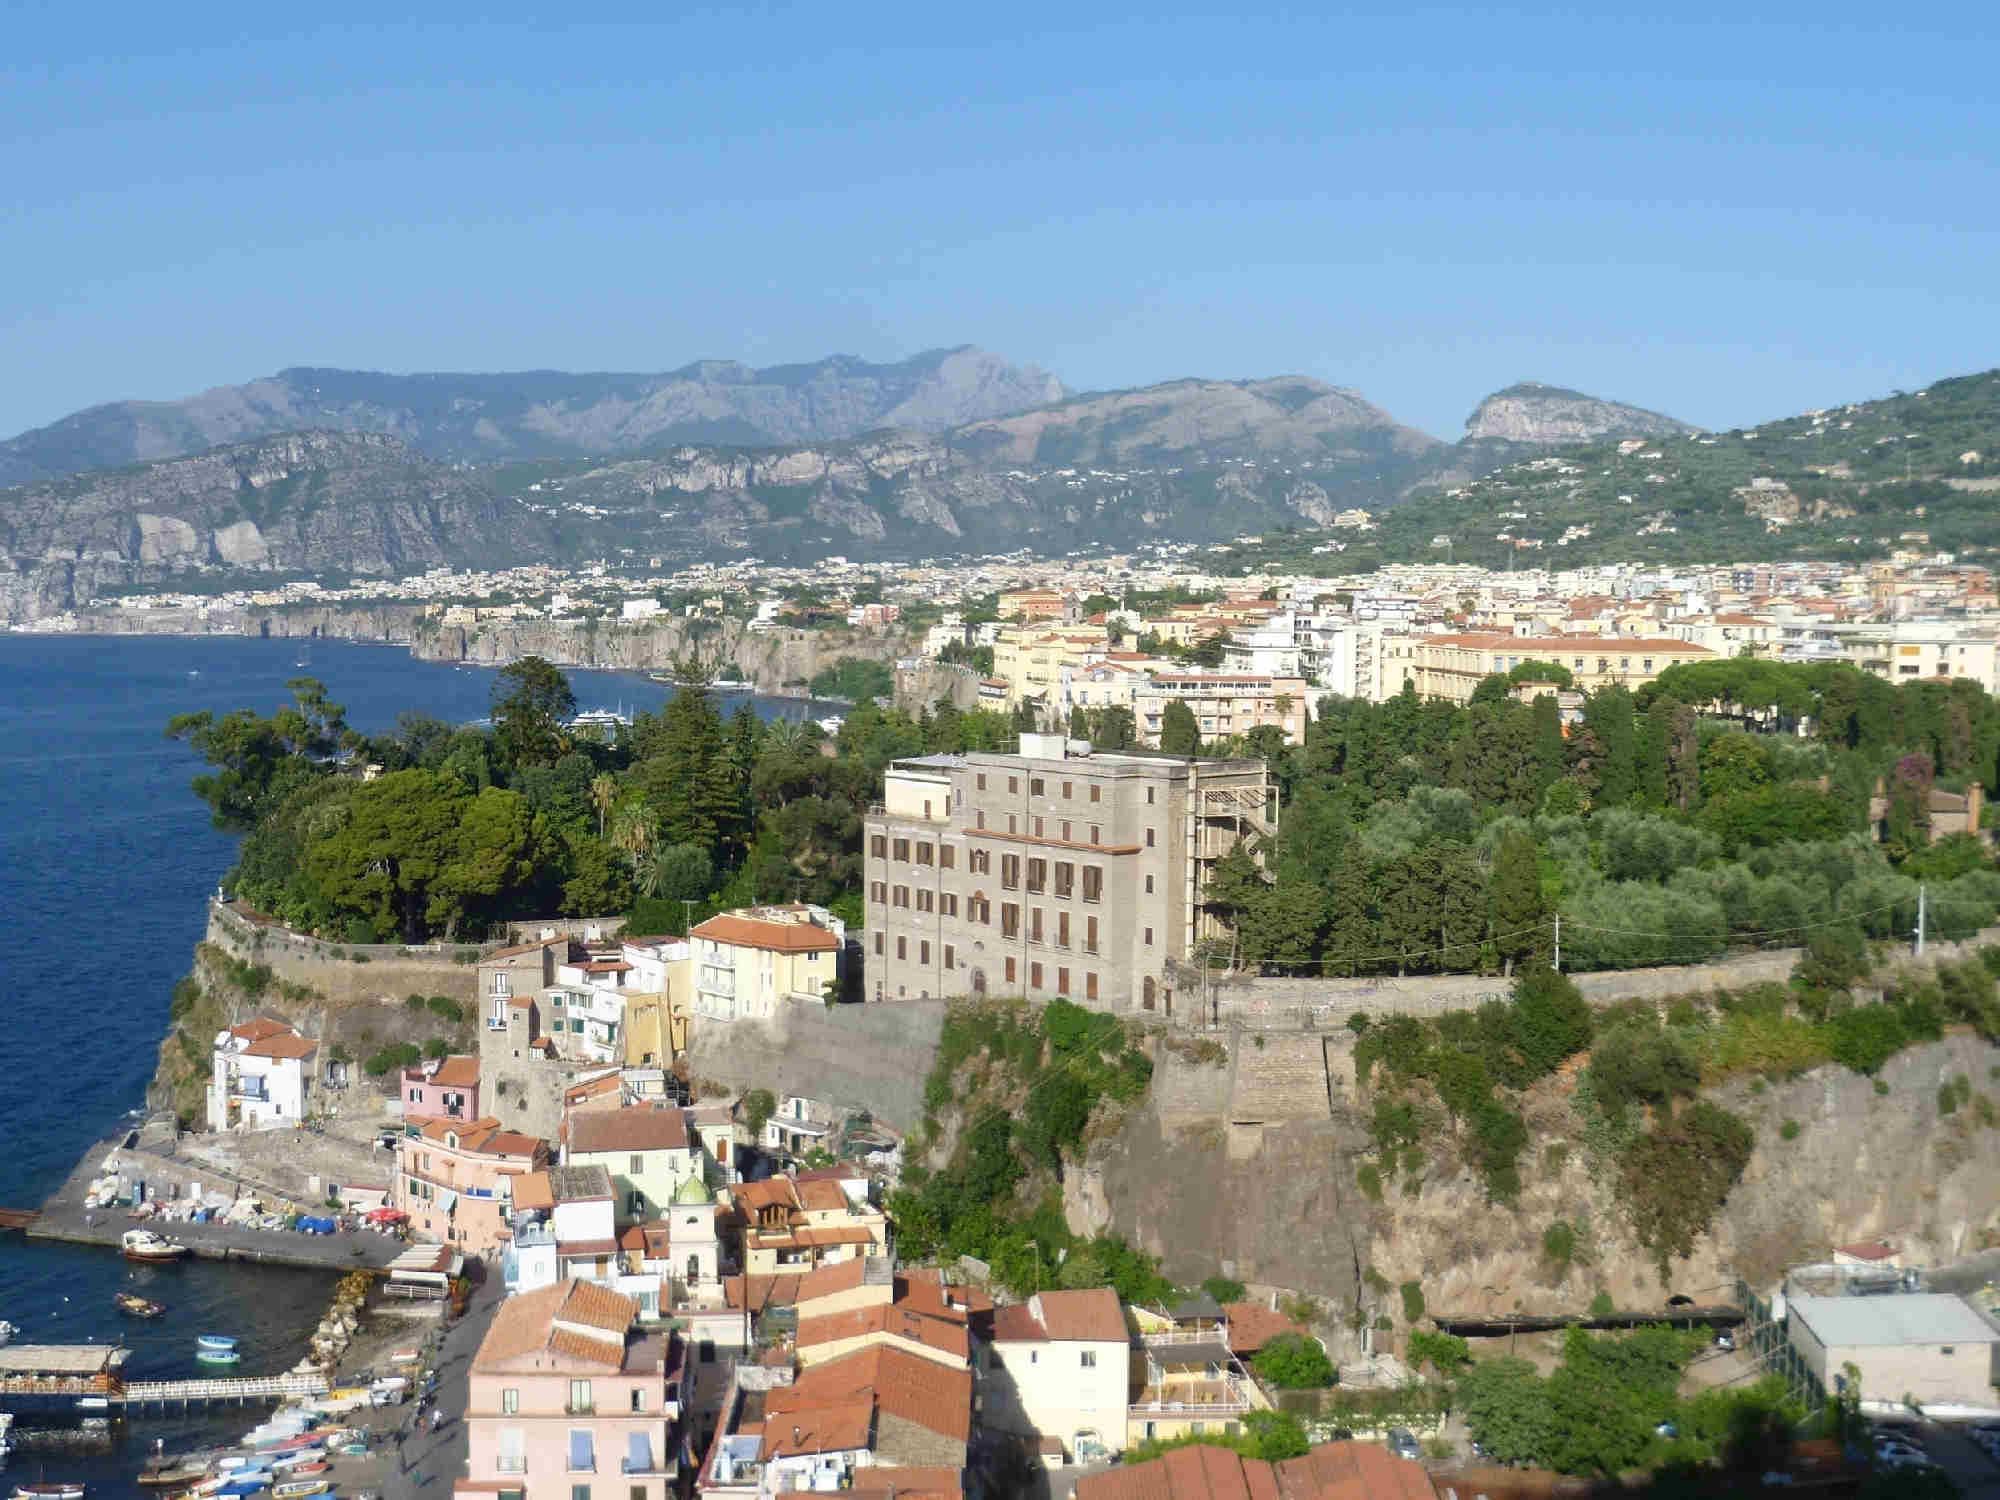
[197,1334,238,1351]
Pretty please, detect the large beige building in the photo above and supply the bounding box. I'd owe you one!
[1132,671,1310,747]
[1786,1293,1999,1406]
[862,734,1272,1014]
[1397,632,1716,703]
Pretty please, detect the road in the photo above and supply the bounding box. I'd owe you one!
[387,1267,506,1498]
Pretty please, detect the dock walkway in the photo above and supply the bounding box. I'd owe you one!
[120,1371,330,1406]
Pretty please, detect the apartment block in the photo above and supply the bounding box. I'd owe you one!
[1398,632,1715,703]
[862,734,1272,1014]
[1131,671,1310,746]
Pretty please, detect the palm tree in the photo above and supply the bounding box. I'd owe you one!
[762,715,808,756]
[611,806,655,881]
[590,774,618,838]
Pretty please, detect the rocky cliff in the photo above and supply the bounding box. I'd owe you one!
[0,432,547,623]
[1068,1027,2000,1344]
[0,348,1066,484]
[1463,381,1694,444]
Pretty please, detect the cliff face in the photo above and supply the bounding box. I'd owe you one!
[0,432,548,623]
[1463,382,1694,444]
[1070,1030,2000,1336]
[0,348,1066,483]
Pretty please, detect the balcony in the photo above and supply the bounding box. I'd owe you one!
[1129,1378,1253,1417]
[495,1456,527,1474]
[565,1402,596,1416]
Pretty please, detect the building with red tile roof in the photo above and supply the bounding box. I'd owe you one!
[1076,1439,1439,1500]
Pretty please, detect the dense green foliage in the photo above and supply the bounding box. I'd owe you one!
[890,998,1166,1301]
[175,663,1019,941]
[1211,661,2000,977]
[1250,1333,1336,1389]
[1123,1410,1311,1465]
[808,657,895,702]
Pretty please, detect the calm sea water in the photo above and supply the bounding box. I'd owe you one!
[0,634,825,1492]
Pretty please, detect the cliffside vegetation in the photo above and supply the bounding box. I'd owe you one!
[168,661,1020,942]
[890,997,1174,1302]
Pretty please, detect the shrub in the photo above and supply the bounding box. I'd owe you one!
[1543,1220,1578,1267]
[1939,1083,1959,1116]
[1873,1079,1890,1096]
[1202,1276,1248,1306]
[1348,1012,1371,1034]
[1825,1004,1909,1075]
[1407,1329,1472,1375]
[1779,1119,1802,1141]
[426,994,463,1023]
[1356,1164,1383,1202]
[1589,1290,1615,1319]
[422,1037,450,1060]
[1252,1332,1337,1389]
[404,993,427,1011]
[1400,1281,1426,1322]
[345,916,378,944]
[169,976,202,1019]
[739,1088,777,1137]
[1619,1100,1755,1268]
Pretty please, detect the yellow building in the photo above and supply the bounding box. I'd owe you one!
[689,906,844,1023]
[1400,632,1715,703]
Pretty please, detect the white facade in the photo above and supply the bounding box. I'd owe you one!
[205,1021,316,1132]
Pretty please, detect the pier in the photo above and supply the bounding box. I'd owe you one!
[120,1371,330,1408]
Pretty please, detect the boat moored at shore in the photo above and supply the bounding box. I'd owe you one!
[121,1230,190,1263]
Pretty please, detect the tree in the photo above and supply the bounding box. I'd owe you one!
[1159,699,1202,756]
[1459,1357,1553,1466]
[165,677,349,830]
[590,773,617,838]
[1069,705,1089,738]
[1250,1333,1336,1388]
[1489,831,1548,975]
[303,768,469,941]
[491,657,576,772]
[739,1088,777,1137]
[1091,705,1137,751]
[1884,752,1935,858]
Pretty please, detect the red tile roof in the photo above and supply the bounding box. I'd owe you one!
[1077,1440,1438,1500]
[773,1343,972,1443]
[568,1103,690,1154]
[1036,1288,1128,1342]
[692,913,840,954]
[796,1302,970,1363]
[1222,1300,1313,1357]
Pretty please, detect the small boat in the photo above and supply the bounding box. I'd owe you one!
[272,1483,329,1499]
[123,1230,191,1263]
[197,1334,238,1351]
[284,1463,328,1477]
[14,1486,88,1500]
[75,1396,110,1411]
[0,1319,17,1346]
[116,1292,166,1318]
[195,1348,241,1365]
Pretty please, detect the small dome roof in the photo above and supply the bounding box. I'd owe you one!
[672,1174,714,1206]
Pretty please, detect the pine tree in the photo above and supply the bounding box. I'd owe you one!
[1585,685,1638,806]
[1637,696,1674,807]
[1489,830,1548,976]
[1160,699,1202,756]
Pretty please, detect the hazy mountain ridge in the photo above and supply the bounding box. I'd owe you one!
[0,431,548,623]
[0,347,1066,485]
[1463,380,1696,444]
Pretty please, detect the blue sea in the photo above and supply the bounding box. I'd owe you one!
[0,633,824,1492]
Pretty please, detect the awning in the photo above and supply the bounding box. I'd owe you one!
[436,1188,458,1215]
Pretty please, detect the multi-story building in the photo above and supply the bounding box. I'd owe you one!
[689,906,844,1023]
[206,1018,319,1132]
[400,1054,480,1124]
[458,1279,691,1500]
[395,1115,548,1253]
[863,734,1273,1013]
[566,1103,703,1224]
[1130,671,1310,747]
[1398,632,1715,703]
[982,1288,1132,1460]
[721,1175,888,1277]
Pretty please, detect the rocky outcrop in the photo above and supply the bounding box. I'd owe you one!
[0,432,549,623]
[0,348,1066,484]
[1463,382,1694,444]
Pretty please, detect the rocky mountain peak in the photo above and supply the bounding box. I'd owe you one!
[1464,381,1694,444]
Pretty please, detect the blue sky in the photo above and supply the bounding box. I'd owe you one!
[4,2,1996,442]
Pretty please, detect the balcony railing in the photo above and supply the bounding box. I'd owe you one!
[565,1402,595,1416]
[495,1456,527,1474]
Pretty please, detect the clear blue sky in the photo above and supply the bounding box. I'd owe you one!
[4,1,1996,442]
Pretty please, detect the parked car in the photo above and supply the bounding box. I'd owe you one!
[1386,1429,1423,1462]
[1712,1332,1735,1351]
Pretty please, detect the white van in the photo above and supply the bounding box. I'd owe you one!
[369,1377,410,1407]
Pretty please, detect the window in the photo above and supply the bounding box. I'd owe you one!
[1146,786,1155,805]
[971,895,990,924]
[1145,874,1154,894]
[1001,903,1020,938]
[1086,971,1099,1000]
[1026,858,1047,893]
[568,1379,594,1415]
[944,945,955,971]
[1029,908,1043,943]
[490,972,512,998]
[940,846,955,870]
[1031,777,1045,795]
[870,881,885,904]
[976,810,985,828]
[1030,962,1043,989]
[970,849,990,874]
[870,834,886,858]
[629,1154,644,1174]
[1008,776,1019,793]
[1085,914,1098,953]
[917,889,933,913]
[1062,820,1072,841]
[568,1425,596,1470]
[1144,927,1154,945]
[1057,967,1070,995]
[891,837,908,862]
[1001,854,1021,889]
[917,842,933,866]
[1005,957,1017,983]
[1082,866,1103,902]
[920,941,930,965]
[873,932,883,956]
[1033,815,1045,837]
[977,773,987,790]
[894,885,909,908]
[896,937,907,960]
[1062,781,1073,799]
[1089,824,1101,845]
[1008,814,1018,834]
[1081,1349,1097,1368]
[1090,785,1101,803]
[1055,861,1074,897]
[502,1387,520,1415]
[1146,828,1156,848]
[942,894,958,917]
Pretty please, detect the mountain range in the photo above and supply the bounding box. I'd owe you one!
[15,348,1983,620]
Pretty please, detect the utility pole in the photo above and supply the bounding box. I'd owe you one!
[1553,913,1561,972]
[1916,883,1927,959]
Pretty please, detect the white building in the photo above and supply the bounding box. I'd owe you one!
[206,1018,319,1132]
[622,598,665,620]
[982,1288,1131,1456]
[1786,1293,2000,1407]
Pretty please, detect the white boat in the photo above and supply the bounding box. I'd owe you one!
[0,1319,16,1346]
[197,1334,238,1351]
[709,678,755,692]
[122,1229,191,1263]
[13,1485,87,1500]
[0,1412,12,1459]
[196,1348,241,1365]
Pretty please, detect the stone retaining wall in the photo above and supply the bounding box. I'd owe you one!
[684,995,949,1132]
[205,901,485,1007]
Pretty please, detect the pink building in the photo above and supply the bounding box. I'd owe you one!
[457,1279,691,1500]
[403,1055,481,1123]
[396,1116,549,1254]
